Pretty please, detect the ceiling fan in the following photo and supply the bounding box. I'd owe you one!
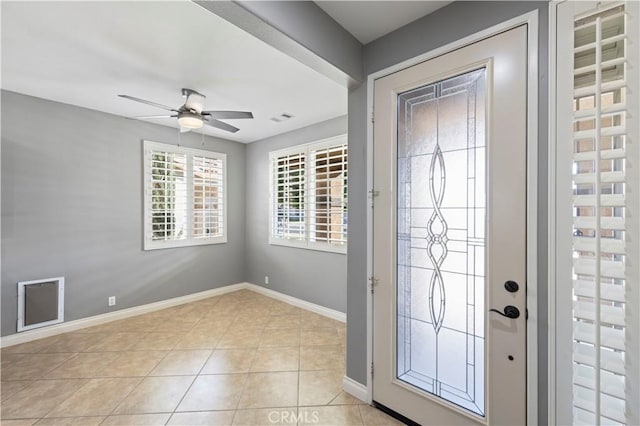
[118,88,253,133]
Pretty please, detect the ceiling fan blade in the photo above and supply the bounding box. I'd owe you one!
[132,115,176,119]
[204,117,240,133]
[202,111,254,120]
[118,94,178,112]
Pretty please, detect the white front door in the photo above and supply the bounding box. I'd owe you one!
[372,26,528,425]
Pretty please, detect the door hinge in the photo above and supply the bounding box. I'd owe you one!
[371,108,375,124]
[368,189,379,208]
[370,362,374,377]
[369,276,379,294]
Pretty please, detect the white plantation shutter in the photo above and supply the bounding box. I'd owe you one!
[144,141,227,249]
[269,135,348,252]
[309,144,348,246]
[271,150,306,241]
[565,1,639,424]
[192,155,224,239]
[148,150,188,242]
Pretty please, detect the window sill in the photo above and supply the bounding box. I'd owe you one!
[268,238,347,254]
[144,236,227,251]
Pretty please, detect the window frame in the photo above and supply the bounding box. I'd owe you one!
[143,140,227,250]
[268,135,348,254]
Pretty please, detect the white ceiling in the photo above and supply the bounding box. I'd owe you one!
[1,1,347,143]
[316,1,452,44]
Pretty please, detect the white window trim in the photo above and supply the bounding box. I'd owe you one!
[268,134,348,254]
[549,1,640,424]
[143,140,227,250]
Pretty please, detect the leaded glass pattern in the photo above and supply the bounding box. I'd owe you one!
[396,68,487,416]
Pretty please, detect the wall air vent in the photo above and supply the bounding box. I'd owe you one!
[17,277,64,332]
[270,113,294,123]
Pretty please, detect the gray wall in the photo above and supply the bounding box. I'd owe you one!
[345,1,549,421]
[1,90,246,337]
[245,116,348,313]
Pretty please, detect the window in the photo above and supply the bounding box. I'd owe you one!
[553,1,639,425]
[143,140,226,250]
[269,135,348,253]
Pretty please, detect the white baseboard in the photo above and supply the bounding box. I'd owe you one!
[1,282,347,348]
[0,283,245,348]
[245,283,346,323]
[343,375,368,403]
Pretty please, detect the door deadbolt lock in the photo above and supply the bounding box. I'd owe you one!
[489,305,520,319]
[504,280,519,293]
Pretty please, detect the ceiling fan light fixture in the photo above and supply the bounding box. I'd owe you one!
[177,112,203,129]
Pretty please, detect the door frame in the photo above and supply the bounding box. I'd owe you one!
[365,10,539,425]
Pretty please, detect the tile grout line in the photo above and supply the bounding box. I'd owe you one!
[163,374,199,425]
[166,307,235,423]
[102,306,206,424]
[230,297,280,423]
[25,357,96,422]
[104,343,174,421]
[177,303,243,424]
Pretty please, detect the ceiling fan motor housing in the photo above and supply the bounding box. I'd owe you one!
[182,88,205,113]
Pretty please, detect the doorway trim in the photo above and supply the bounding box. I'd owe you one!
[365,10,539,425]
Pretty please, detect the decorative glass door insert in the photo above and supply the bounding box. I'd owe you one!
[396,68,487,416]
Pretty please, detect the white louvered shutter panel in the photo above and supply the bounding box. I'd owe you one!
[308,143,348,247]
[148,150,188,242]
[271,150,306,242]
[192,155,224,239]
[570,2,638,424]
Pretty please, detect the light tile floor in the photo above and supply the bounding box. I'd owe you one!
[1,290,403,425]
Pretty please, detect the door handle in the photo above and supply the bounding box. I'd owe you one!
[489,305,520,319]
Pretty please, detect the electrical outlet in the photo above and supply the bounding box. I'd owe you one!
[108,296,116,307]
[264,276,269,285]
